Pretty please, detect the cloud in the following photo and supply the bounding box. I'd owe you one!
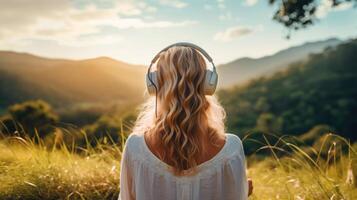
[316,0,353,18]
[116,18,197,29]
[159,0,188,8]
[204,4,213,10]
[0,0,194,47]
[217,0,226,9]
[244,0,258,6]
[219,12,232,20]
[58,34,124,47]
[214,26,255,42]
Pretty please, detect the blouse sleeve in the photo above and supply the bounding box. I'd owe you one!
[233,136,249,200]
[238,144,248,200]
[118,140,135,200]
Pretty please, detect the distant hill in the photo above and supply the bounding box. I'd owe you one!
[0,51,146,114]
[0,38,346,119]
[218,38,342,88]
[218,39,357,139]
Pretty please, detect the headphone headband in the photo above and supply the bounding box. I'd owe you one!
[147,42,218,117]
[151,42,214,64]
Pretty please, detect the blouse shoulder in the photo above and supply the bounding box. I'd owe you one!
[226,133,243,145]
[126,133,142,144]
[225,133,245,157]
[124,134,144,155]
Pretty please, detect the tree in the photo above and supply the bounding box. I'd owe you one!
[268,0,356,36]
[85,112,136,146]
[256,113,284,134]
[254,97,270,112]
[2,100,59,138]
[219,39,357,139]
[84,114,124,146]
[299,124,334,145]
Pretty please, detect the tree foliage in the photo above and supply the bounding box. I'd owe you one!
[256,113,284,134]
[299,124,334,145]
[218,39,357,140]
[268,0,356,35]
[1,100,59,137]
[83,111,136,146]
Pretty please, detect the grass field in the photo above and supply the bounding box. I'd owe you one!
[1,133,357,200]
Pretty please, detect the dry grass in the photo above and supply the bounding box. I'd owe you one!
[1,132,357,199]
[247,134,357,200]
[0,135,122,200]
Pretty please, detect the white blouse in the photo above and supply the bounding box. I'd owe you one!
[119,133,248,200]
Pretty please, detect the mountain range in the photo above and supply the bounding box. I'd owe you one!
[0,52,146,113]
[0,38,343,115]
[218,38,357,140]
[217,38,342,87]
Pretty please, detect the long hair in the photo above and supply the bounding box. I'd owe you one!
[133,46,226,175]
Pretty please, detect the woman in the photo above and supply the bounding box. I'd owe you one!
[119,43,252,200]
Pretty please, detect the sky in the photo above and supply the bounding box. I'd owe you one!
[0,0,356,65]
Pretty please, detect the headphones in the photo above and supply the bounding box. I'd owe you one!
[146,42,218,96]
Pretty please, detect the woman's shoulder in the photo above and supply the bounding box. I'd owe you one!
[124,133,244,150]
[225,133,243,145]
[124,133,145,153]
[224,133,245,156]
[126,133,143,142]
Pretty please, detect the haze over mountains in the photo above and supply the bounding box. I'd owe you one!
[218,38,342,88]
[218,38,357,139]
[0,52,146,113]
[0,38,343,114]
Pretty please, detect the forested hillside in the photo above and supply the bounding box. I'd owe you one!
[218,39,357,139]
[0,52,147,125]
[0,52,146,111]
[218,38,341,87]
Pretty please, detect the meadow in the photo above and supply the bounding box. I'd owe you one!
[1,130,357,200]
[0,0,356,199]
[0,39,356,199]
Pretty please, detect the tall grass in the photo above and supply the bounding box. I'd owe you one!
[0,129,125,200]
[1,129,357,199]
[246,133,357,199]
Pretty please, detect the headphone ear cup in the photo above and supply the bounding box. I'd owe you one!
[204,70,218,95]
[146,71,158,95]
[148,70,218,95]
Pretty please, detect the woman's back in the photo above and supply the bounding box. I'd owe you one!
[119,133,248,200]
[119,43,249,199]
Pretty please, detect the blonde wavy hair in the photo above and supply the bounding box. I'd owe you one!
[133,46,226,175]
